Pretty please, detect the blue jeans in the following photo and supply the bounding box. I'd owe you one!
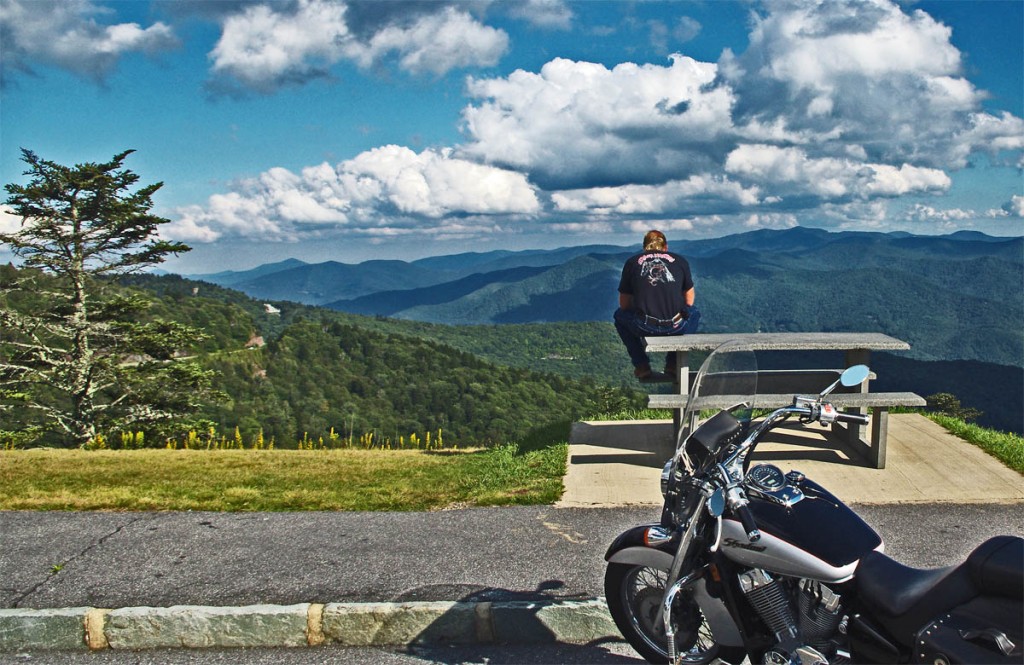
[613,306,701,369]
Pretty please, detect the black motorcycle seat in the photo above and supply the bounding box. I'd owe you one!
[856,555,968,618]
[856,536,1023,633]
[968,534,1023,598]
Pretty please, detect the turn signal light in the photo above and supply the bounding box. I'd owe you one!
[644,526,672,547]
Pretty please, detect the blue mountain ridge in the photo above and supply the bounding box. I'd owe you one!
[182,228,1022,369]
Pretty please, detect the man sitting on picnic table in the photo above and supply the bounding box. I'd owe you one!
[614,230,701,380]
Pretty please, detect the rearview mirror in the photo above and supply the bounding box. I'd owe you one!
[707,488,726,518]
[840,364,870,388]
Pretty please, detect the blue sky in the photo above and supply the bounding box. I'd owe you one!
[2,0,1022,273]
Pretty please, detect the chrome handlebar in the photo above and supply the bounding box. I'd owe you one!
[722,401,867,473]
[708,401,866,541]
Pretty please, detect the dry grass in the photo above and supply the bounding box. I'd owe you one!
[0,443,567,511]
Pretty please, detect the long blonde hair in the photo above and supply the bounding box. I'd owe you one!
[643,230,667,251]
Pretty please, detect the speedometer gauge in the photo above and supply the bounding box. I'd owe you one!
[746,464,786,491]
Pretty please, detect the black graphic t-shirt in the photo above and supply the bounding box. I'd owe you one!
[618,251,694,320]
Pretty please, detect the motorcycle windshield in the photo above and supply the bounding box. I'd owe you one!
[680,339,758,440]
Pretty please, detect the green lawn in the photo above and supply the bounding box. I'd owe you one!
[0,443,567,511]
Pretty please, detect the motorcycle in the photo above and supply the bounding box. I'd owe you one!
[604,340,1023,664]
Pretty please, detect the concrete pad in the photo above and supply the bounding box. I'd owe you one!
[568,421,676,457]
[558,421,673,507]
[560,414,1023,507]
[770,414,1024,505]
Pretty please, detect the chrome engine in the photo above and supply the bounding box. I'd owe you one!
[797,579,844,654]
[739,570,847,664]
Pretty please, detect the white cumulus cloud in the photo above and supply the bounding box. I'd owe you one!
[742,213,799,230]
[505,0,574,30]
[208,1,508,92]
[900,199,1023,229]
[358,7,508,76]
[551,176,761,215]
[209,0,353,92]
[169,146,540,243]
[905,204,976,223]
[461,55,735,190]
[0,208,24,234]
[0,0,177,81]
[724,145,950,200]
[457,0,1019,228]
[178,0,1024,241]
[1005,195,1024,218]
[720,0,1019,170]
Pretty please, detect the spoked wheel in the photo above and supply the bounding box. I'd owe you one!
[605,562,746,664]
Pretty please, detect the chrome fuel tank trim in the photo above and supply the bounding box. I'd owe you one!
[720,520,860,583]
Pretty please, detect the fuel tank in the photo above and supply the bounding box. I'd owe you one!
[720,479,882,583]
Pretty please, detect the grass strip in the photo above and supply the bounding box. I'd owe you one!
[586,408,673,421]
[926,414,1024,474]
[0,443,568,512]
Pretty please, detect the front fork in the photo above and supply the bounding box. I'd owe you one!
[662,492,710,663]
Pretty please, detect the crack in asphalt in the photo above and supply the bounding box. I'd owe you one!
[12,514,159,608]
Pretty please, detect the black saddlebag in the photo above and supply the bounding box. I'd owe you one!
[916,596,1023,664]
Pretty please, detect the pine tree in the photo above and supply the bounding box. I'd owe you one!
[1,149,216,447]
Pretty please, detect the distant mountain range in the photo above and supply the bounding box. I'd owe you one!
[188,228,1024,368]
[190,243,626,306]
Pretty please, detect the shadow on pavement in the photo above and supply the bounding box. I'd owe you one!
[569,452,666,467]
[392,580,645,664]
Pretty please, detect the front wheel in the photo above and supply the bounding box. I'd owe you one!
[604,562,746,665]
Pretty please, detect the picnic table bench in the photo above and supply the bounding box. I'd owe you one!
[643,332,925,469]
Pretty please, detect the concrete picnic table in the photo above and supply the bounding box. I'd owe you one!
[643,332,925,468]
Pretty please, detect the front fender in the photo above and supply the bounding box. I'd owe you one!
[608,544,676,569]
[605,525,744,648]
[605,524,677,568]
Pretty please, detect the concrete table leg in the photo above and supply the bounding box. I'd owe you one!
[868,408,889,469]
[842,348,871,449]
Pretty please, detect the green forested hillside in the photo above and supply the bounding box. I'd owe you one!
[7,264,1016,449]
[144,272,1024,435]
[318,317,637,386]
[221,259,444,305]
[111,273,641,446]
[328,265,550,318]
[200,319,636,446]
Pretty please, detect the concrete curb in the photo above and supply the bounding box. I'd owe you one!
[0,599,619,652]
